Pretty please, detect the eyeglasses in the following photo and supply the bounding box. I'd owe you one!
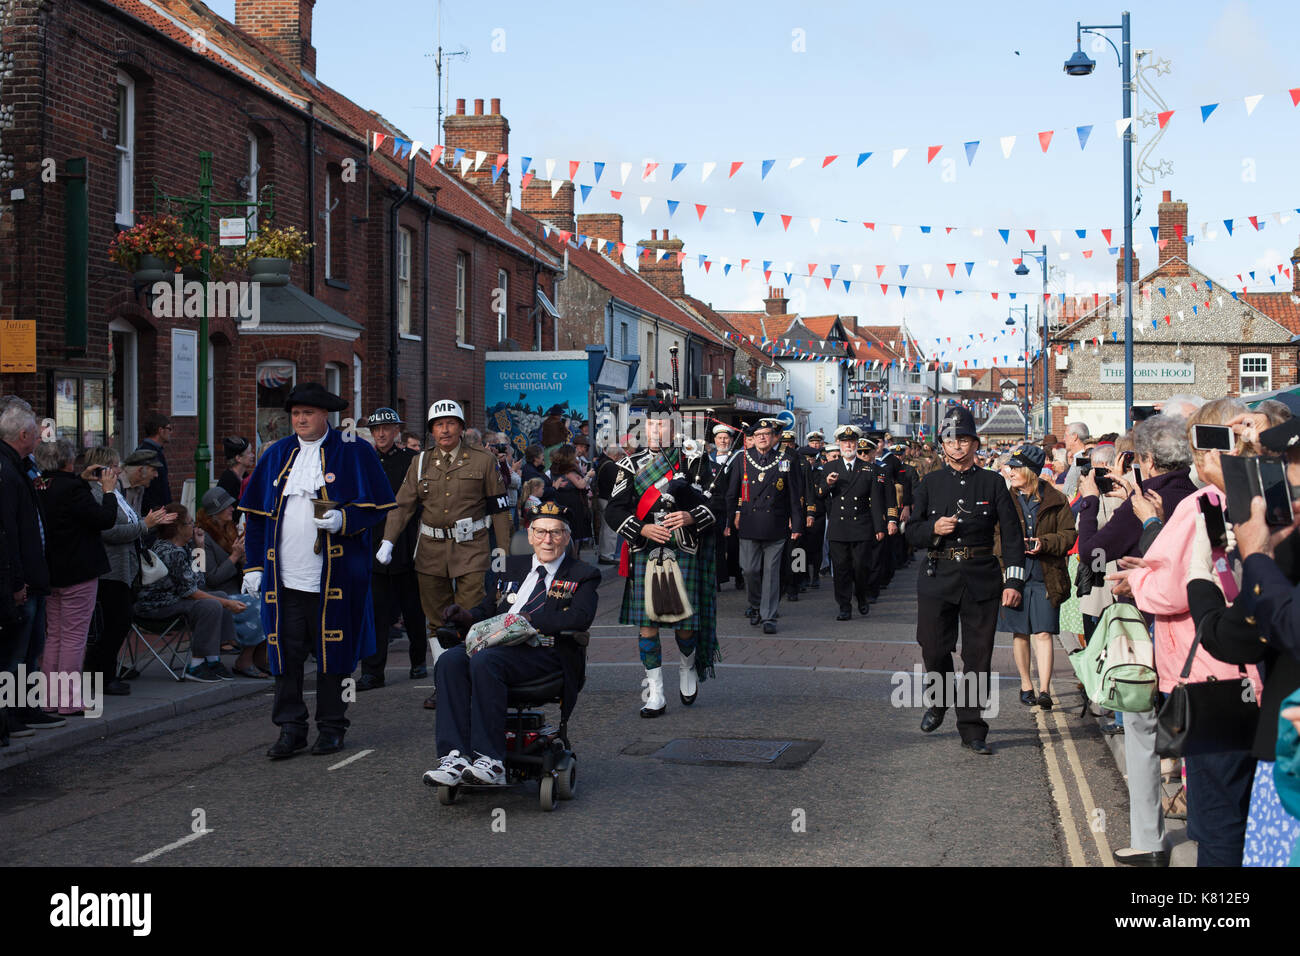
[529,526,568,540]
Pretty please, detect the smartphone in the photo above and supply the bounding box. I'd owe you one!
[1094,467,1114,494]
[1131,465,1143,489]
[1078,461,1092,477]
[1132,405,1159,422]
[1192,424,1235,453]
[1199,496,1228,550]
[1259,458,1293,528]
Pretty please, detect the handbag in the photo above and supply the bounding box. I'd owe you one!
[138,547,168,586]
[1155,619,1259,758]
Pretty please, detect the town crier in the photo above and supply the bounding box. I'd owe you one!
[240,382,396,759]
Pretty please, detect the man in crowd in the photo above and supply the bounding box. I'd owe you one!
[819,425,888,620]
[800,441,827,590]
[356,408,428,692]
[240,383,396,759]
[377,399,512,711]
[595,444,626,565]
[1061,421,1093,499]
[136,412,173,512]
[706,424,743,591]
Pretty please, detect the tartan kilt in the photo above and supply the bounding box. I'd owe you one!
[619,543,716,633]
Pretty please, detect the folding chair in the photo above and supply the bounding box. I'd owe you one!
[121,612,194,682]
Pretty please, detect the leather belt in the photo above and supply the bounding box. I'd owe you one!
[420,517,488,541]
[927,546,993,561]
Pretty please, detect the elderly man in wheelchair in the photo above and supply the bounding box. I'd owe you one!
[423,497,600,807]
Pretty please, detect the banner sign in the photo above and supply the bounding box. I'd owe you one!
[1100,362,1195,384]
[485,351,589,456]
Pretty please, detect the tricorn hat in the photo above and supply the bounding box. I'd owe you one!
[285,382,348,414]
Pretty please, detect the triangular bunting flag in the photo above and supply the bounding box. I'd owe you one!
[1244,94,1263,115]
[1157,110,1174,129]
[1076,125,1092,149]
[1200,103,1218,122]
[728,161,743,178]
[856,152,872,167]
[926,145,942,163]
[671,162,686,181]
[892,148,908,167]
[964,141,979,165]
[761,159,775,179]
[1038,130,1054,152]
[1000,135,1016,159]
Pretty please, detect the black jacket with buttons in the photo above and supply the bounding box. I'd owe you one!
[726,446,805,541]
[817,458,887,541]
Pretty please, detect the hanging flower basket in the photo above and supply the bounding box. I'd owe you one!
[108,213,211,278]
[235,226,312,288]
[248,257,291,287]
[133,254,169,284]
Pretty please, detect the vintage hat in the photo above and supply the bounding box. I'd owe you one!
[200,486,237,515]
[123,448,162,468]
[285,382,348,414]
[856,437,871,452]
[1007,444,1046,472]
[712,423,735,436]
[781,430,795,441]
[427,399,465,426]
[834,424,862,442]
[222,436,250,461]
[938,405,980,440]
[530,489,573,527]
[367,407,405,427]
[545,404,567,417]
[806,431,824,441]
[753,418,781,434]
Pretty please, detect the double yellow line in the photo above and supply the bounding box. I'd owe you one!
[1035,706,1114,867]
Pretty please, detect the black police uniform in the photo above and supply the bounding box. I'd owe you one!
[905,444,1026,745]
[801,448,827,589]
[360,442,428,684]
[727,443,804,626]
[864,452,898,598]
[818,453,888,617]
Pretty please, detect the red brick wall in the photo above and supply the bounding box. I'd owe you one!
[235,0,316,73]
[638,229,685,297]
[520,178,574,234]
[442,98,510,216]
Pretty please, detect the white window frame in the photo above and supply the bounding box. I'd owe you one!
[115,71,135,228]
[1240,353,1272,394]
[246,132,260,235]
[323,175,333,281]
[353,354,363,421]
[397,227,412,336]
[496,268,508,344]
[325,363,343,427]
[455,253,468,344]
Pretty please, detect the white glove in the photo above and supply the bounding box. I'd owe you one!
[1186,513,1215,588]
[312,509,343,534]
[242,571,262,596]
[375,540,394,565]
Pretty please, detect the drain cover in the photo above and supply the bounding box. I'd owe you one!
[625,737,822,769]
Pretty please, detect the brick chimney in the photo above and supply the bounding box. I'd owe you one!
[764,287,789,316]
[638,228,685,297]
[235,0,316,73]
[1156,189,1189,274]
[1116,249,1140,291]
[520,178,574,234]
[442,97,511,214]
[575,213,623,253]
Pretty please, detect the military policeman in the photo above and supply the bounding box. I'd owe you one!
[727,418,803,633]
[904,405,1025,756]
[818,425,888,620]
[376,399,512,710]
[356,407,427,691]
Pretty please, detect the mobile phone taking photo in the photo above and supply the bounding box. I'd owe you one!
[1199,496,1228,551]
[1192,424,1235,453]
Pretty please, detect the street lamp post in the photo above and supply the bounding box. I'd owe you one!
[1066,11,1134,431]
[1015,245,1049,438]
[1006,306,1030,439]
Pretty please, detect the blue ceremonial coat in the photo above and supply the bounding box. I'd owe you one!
[239,427,396,675]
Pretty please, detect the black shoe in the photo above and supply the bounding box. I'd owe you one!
[1019,689,1037,707]
[1100,719,1124,735]
[104,679,131,696]
[640,702,666,719]
[1038,691,1053,710]
[267,731,308,759]
[121,667,142,680]
[762,621,776,634]
[920,707,946,733]
[867,592,880,603]
[311,731,345,756]
[409,664,427,680]
[810,578,821,589]
[22,710,67,729]
[858,602,870,616]
[962,739,993,756]
[734,576,745,590]
[836,609,852,621]
[1113,847,1169,867]
[356,674,384,692]
[786,591,799,602]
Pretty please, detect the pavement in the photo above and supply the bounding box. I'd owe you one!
[0,556,1187,867]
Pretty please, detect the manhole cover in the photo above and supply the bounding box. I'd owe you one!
[624,737,822,769]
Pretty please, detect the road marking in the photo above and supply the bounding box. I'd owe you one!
[1034,709,1087,867]
[328,748,374,771]
[133,828,213,864]
[1051,707,1114,866]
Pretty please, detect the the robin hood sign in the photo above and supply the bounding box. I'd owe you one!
[1100,362,1194,384]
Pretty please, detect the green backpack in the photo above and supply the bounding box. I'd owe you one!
[1068,602,1158,714]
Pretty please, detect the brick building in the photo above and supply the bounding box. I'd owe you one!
[0,0,560,497]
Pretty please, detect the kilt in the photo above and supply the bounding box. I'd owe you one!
[619,542,720,679]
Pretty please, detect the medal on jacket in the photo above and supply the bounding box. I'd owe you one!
[776,476,784,491]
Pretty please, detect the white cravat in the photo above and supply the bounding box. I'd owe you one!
[280,432,328,592]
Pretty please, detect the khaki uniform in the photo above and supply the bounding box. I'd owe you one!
[382,443,512,634]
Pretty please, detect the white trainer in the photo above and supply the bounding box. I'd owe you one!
[423,750,471,787]
[464,753,507,785]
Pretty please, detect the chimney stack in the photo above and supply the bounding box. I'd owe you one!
[1116,249,1140,292]
[236,0,317,73]
[442,95,511,214]
[520,179,575,235]
[764,287,789,316]
[638,229,685,297]
[575,213,623,254]
[1156,190,1189,274]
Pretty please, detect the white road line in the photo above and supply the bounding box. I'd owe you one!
[133,828,213,864]
[1034,709,1087,867]
[328,748,374,771]
[1051,707,1115,866]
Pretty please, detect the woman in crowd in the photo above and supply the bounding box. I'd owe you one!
[995,445,1078,709]
[83,446,176,696]
[549,444,593,550]
[195,487,267,678]
[216,436,255,504]
[34,439,118,715]
[135,504,247,683]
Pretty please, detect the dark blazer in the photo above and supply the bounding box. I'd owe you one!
[0,440,50,595]
[521,460,552,488]
[471,552,600,722]
[727,447,804,541]
[373,444,420,575]
[817,458,887,540]
[36,471,117,587]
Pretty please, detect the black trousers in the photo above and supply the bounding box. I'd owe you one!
[828,538,873,610]
[714,525,740,583]
[891,527,910,566]
[434,643,564,762]
[85,579,134,680]
[915,583,1000,742]
[272,588,348,737]
[361,570,427,680]
[804,518,826,581]
[868,531,893,594]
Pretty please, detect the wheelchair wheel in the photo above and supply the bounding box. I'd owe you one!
[437,784,459,806]
[556,755,577,800]
[539,773,558,812]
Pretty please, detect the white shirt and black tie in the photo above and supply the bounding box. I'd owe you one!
[511,554,565,619]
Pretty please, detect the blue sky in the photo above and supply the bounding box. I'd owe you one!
[211,0,1300,366]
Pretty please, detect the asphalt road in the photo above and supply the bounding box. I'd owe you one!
[0,563,1131,866]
